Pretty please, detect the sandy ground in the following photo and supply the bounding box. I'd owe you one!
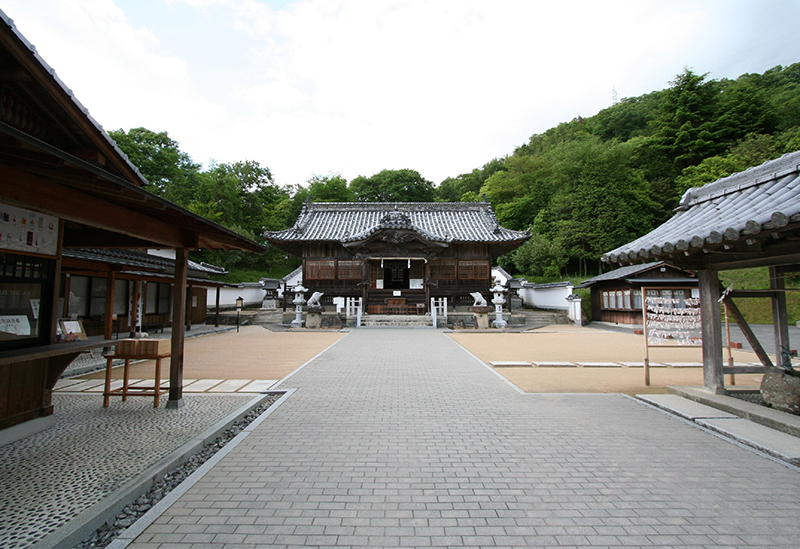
[448,325,764,394]
[82,326,344,381]
[83,324,764,394]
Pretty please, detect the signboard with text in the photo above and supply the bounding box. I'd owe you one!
[0,202,59,257]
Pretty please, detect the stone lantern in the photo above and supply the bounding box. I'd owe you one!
[490,279,507,329]
[290,284,308,328]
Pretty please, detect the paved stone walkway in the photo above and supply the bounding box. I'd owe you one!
[126,329,800,548]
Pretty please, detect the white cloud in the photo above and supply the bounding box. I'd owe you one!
[3,0,800,186]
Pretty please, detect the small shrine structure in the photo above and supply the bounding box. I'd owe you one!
[264,201,530,315]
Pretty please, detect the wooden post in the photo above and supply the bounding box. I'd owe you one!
[51,220,64,343]
[770,266,791,369]
[724,303,735,386]
[424,260,431,313]
[698,269,725,393]
[104,271,116,341]
[167,248,188,409]
[215,286,221,327]
[185,285,193,331]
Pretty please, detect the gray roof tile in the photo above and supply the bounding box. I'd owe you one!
[603,150,800,265]
[264,202,530,245]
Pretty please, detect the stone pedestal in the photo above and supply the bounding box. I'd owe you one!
[470,306,493,329]
[305,306,325,329]
[761,367,800,415]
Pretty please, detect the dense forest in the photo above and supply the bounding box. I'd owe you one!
[111,64,800,282]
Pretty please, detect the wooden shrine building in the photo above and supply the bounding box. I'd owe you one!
[0,11,264,439]
[603,150,800,393]
[264,201,530,314]
[578,261,697,325]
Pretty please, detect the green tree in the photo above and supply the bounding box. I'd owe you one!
[512,234,567,278]
[650,69,722,171]
[437,158,506,202]
[307,173,353,202]
[109,127,201,204]
[350,169,435,202]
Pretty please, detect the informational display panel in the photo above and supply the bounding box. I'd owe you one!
[641,287,702,386]
[0,202,59,257]
[644,295,702,346]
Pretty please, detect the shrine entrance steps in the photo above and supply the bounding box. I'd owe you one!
[360,314,434,328]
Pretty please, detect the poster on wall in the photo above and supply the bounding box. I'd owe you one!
[0,202,59,257]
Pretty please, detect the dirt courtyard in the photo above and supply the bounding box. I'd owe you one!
[448,325,764,394]
[82,326,344,381]
[82,324,764,395]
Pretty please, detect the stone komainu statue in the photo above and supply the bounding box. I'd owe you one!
[307,291,324,307]
[470,292,487,307]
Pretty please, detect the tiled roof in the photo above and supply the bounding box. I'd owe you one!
[1,9,148,187]
[578,262,665,287]
[63,249,228,276]
[603,151,800,266]
[264,202,530,245]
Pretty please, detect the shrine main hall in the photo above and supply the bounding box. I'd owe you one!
[263,201,530,314]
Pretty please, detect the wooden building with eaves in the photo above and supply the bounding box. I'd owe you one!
[264,201,530,314]
[603,150,800,393]
[0,11,264,439]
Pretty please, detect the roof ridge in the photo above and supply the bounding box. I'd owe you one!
[678,150,800,209]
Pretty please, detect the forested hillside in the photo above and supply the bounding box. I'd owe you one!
[112,64,800,282]
[439,65,800,278]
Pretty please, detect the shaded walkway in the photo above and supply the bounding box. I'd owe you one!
[125,329,800,548]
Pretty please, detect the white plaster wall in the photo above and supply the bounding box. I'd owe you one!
[206,286,265,308]
[519,284,573,310]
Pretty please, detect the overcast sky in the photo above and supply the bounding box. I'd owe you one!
[4,0,800,187]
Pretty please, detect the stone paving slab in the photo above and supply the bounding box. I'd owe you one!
[489,360,531,367]
[120,329,800,549]
[637,394,737,420]
[207,379,252,392]
[698,418,800,465]
[240,380,279,392]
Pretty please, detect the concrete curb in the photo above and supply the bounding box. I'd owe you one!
[669,386,800,438]
[33,391,283,549]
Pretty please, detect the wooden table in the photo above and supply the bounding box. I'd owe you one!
[102,352,171,408]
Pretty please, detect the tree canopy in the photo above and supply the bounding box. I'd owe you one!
[111,62,800,281]
[436,63,800,278]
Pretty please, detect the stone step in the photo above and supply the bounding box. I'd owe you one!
[361,314,433,327]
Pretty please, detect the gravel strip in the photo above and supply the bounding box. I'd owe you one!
[73,393,281,549]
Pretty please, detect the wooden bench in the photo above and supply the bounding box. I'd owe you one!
[103,339,170,408]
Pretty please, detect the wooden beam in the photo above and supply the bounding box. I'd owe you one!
[0,164,196,247]
[167,248,188,409]
[723,296,773,369]
[698,270,724,393]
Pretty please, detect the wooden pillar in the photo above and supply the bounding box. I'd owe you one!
[699,269,725,393]
[51,220,65,343]
[362,259,369,307]
[215,286,221,327]
[770,266,791,369]
[185,285,193,331]
[167,248,188,409]
[103,271,116,341]
[424,260,431,313]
